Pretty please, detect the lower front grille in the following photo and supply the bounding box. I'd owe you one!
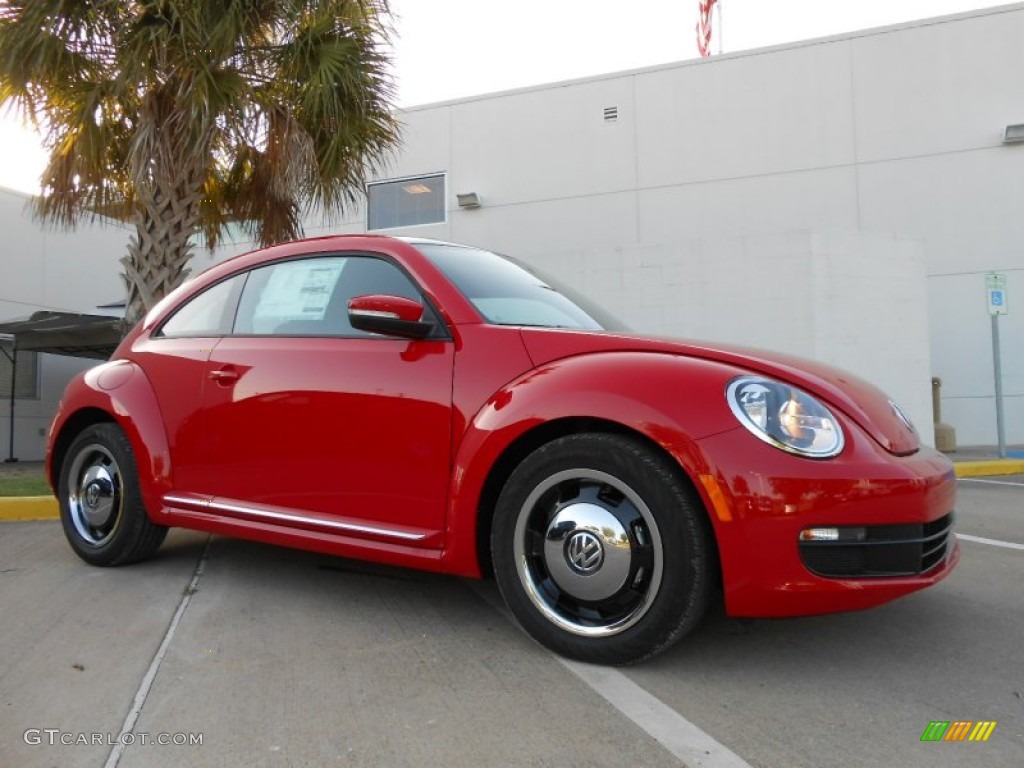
[799,512,955,578]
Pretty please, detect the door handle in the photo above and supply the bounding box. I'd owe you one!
[208,367,240,384]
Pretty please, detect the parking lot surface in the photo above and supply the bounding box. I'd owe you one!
[2,477,1021,767]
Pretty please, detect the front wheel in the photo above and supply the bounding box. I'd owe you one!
[491,433,713,665]
[58,423,167,566]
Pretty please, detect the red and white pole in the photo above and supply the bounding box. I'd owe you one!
[696,0,718,58]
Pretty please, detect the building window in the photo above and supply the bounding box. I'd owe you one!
[0,343,39,400]
[367,174,446,231]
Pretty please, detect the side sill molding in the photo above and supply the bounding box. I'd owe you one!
[163,493,429,542]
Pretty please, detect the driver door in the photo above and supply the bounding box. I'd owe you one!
[199,253,454,546]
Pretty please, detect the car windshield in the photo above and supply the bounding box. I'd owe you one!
[414,242,628,331]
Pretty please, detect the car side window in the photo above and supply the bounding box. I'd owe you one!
[233,255,425,337]
[157,274,246,338]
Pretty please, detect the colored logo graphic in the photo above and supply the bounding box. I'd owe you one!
[920,721,997,742]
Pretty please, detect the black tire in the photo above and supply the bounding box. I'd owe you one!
[58,423,167,566]
[491,433,713,665]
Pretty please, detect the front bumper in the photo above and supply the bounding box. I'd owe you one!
[693,424,959,618]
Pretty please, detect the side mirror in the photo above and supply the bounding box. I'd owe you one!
[347,294,435,339]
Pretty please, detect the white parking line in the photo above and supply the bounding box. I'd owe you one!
[957,533,1024,551]
[467,580,753,768]
[105,537,211,768]
[559,658,755,768]
[959,478,1024,487]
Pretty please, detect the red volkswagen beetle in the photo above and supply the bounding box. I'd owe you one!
[47,235,958,664]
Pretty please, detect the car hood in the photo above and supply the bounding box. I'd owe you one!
[518,328,919,456]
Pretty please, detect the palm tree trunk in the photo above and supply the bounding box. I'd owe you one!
[122,168,205,324]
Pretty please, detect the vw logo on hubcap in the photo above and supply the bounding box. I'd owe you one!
[85,483,101,509]
[565,530,604,574]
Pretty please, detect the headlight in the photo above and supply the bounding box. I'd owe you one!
[726,376,844,458]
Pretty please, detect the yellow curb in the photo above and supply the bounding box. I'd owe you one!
[0,496,59,521]
[954,460,1024,478]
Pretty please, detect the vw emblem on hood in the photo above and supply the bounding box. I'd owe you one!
[565,530,604,574]
[890,400,916,433]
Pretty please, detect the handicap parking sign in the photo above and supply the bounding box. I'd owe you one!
[986,273,1008,315]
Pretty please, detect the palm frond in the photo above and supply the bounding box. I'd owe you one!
[1,0,401,319]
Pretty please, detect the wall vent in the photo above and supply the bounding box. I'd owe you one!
[603,106,619,123]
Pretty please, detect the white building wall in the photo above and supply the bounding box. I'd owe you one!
[850,8,1024,444]
[0,186,129,460]
[336,3,1024,446]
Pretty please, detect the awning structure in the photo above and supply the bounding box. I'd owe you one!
[1,311,126,461]
[0,311,125,360]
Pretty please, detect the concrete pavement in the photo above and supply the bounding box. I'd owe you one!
[2,476,1022,768]
[1,523,683,768]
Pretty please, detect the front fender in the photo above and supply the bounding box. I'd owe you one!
[443,351,747,575]
[48,360,172,519]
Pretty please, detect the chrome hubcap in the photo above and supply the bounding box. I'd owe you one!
[544,503,631,601]
[514,469,663,638]
[66,445,123,546]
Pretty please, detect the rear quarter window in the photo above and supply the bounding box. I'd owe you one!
[156,274,245,338]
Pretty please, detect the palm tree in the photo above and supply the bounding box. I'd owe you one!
[0,0,400,322]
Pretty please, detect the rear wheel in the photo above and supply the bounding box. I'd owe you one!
[58,423,167,566]
[492,433,713,665]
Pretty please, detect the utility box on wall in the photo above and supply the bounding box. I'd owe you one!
[931,377,957,452]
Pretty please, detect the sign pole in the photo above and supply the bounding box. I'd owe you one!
[717,1,723,55]
[991,313,1006,458]
[985,272,1008,458]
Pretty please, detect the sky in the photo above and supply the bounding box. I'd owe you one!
[0,0,1006,194]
